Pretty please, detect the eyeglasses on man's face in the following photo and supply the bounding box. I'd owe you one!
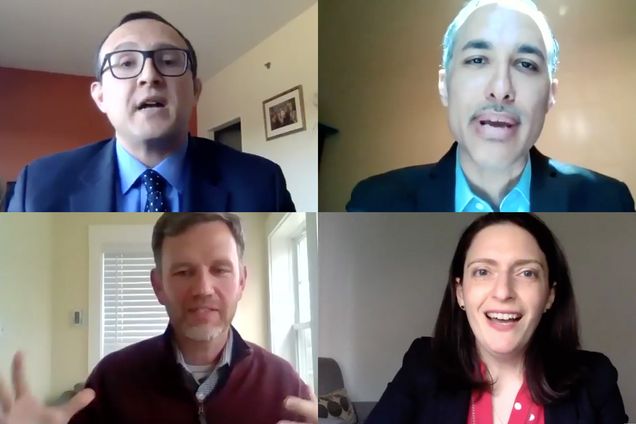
[100,48,191,80]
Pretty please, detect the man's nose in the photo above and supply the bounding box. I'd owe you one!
[192,269,217,296]
[137,56,164,86]
[486,66,515,104]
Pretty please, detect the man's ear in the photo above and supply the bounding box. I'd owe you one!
[438,69,449,107]
[237,265,247,301]
[193,77,202,101]
[547,78,558,111]
[90,81,107,113]
[150,268,166,306]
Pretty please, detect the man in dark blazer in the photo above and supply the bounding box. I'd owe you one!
[347,0,634,212]
[8,11,295,212]
[8,136,294,212]
[348,142,634,212]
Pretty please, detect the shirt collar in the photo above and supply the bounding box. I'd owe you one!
[115,138,188,194]
[455,147,531,212]
[175,329,234,372]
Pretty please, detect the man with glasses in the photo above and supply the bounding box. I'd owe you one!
[7,11,296,212]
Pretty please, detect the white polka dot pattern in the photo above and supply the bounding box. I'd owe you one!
[141,169,169,212]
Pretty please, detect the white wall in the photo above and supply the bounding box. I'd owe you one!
[197,4,318,212]
[0,215,52,401]
[319,213,636,419]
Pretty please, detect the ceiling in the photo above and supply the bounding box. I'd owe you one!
[0,0,316,80]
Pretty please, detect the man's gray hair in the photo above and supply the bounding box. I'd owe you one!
[441,0,560,80]
[152,213,245,269]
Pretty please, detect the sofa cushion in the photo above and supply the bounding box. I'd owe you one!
[318,388,358,424]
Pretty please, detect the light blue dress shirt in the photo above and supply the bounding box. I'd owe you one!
[454,149,531,212]
[115,140,188,212]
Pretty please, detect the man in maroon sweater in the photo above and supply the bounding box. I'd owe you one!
[0,213,317,424]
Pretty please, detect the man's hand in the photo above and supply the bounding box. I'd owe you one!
[278,389,318,424]
[0,352,95,424]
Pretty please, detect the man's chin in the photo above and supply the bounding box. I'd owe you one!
[183,324,227,342]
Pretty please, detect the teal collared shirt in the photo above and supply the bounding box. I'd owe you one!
[454,149,531,212]
[115,140,188,212]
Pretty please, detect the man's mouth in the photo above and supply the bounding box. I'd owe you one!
[136,97,167,111]
[479,119,514,129]
[472,112,520,140]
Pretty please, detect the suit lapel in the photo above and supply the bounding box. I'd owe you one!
[70,139,117,212]
[433,388,470,424]
[530,147,569,212]
[183,137,230,211]
[546,400,579,424]
[415,143,457,211]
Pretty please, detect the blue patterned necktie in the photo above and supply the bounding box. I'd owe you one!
[141,169,169,212]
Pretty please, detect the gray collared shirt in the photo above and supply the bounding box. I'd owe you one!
[175,330,234,402]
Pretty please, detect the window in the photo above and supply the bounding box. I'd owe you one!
[102,252,168,357]
[268,213,317,390]
[292,232,313,387]
[88,225,167,370]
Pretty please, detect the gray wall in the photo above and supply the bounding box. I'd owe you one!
[318,213,636,418]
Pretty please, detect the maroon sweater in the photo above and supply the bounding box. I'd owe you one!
[69,326,311,424]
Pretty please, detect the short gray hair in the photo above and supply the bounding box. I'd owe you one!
[152,213,245,268]
[441,0,560,80]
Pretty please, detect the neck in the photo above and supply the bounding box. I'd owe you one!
[174,326,230,366]
[480,351,525,395]
[116,133,187,168]
[458,148,527,208]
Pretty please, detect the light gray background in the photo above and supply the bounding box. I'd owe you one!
[319,213,636,418]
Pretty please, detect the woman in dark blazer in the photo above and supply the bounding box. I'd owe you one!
[366,213,628,424]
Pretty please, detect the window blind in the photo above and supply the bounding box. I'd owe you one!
[102,252,168,357]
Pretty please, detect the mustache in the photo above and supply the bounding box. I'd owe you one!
[469,103,522,123]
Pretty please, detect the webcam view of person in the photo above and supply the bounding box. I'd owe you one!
[8,11,295,212]
[366,213,627,423]
[0,213,317,424]
[347,0,634,212]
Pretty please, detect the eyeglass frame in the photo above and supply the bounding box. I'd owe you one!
[99,48,193,80]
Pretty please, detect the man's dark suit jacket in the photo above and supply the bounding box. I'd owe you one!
[347,143,635,212]
[7,136,295,212]
[366,337,628,424]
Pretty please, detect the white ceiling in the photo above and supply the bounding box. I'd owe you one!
[0,0,316,80]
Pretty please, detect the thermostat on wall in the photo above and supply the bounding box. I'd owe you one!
[72,310,84,326]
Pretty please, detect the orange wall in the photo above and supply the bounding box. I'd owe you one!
[0,67,197,182]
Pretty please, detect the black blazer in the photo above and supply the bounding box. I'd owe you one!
[365,337,628,424]
[347,143,634,212]
[7,136,295,212]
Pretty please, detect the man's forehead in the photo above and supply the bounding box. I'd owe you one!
[456,4,547,55]
[102,19,187,53]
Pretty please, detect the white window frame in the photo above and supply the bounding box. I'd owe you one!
[88,225,155,372]
[267,213,318,391]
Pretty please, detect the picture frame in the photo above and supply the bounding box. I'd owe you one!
[263,85,306,140]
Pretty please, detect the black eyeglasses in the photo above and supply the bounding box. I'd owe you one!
[100,48,192,80]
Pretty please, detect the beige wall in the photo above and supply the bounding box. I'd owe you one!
[1,213,270,400]
[0,215,52,400]
[197,4,318,212]
[319,0,636,210]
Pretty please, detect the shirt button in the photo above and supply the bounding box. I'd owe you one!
[475,203,484,211]
[529,414,536,421]
[196,392,205,401]
[514,402,522,410]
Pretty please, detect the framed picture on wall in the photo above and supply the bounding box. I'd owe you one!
[263,85,306,141]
